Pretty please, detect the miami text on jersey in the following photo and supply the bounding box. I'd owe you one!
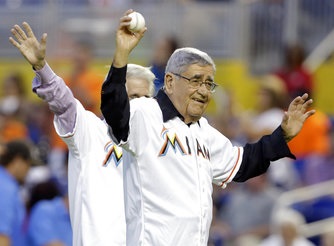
[158,127,210,160]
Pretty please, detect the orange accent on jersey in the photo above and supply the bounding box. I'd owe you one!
[221,147,241,187]
[160,126,167,136]
[103,145,115,166]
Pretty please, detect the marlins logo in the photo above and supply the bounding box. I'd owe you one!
[102,141,123,167]
[158,126,187,156]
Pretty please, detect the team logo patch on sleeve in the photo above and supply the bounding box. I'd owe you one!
[102,141,123,167]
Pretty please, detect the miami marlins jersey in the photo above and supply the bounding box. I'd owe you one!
[121,97,243,245]
[101,65,294,246]
[55,101,126,246]
[34,64,126,246]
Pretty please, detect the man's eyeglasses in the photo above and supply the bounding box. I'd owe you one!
[171,72,218,92]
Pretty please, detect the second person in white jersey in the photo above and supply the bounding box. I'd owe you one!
[9,21,155,246]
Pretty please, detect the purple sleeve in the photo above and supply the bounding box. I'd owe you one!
[33,63,77,134]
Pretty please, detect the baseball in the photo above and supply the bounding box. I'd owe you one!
[127,12,145,33]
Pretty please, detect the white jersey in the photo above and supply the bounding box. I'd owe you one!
[54,100,126,246]
[34,63,126,246]
[120,97,243,245]
[54,101,125,246]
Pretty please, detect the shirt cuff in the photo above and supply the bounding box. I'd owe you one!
[272,126,296,160]
[33,62,56,88]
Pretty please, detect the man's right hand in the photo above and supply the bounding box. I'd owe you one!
[9,22,47,70]
[112,9,147,68]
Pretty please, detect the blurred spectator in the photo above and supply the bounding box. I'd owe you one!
[241,75,288,141]
[0,71,30,142]
[209,88,246,146]
[0,139,33,246]
[26,151,71,246]
[259,208,315,246]
[150,35,180,94]
[208,190,230,246]
[26,179,62,214]
[215,174,282,245]
[241,75,288,142]
[23,99,69,193]
[0,71,29,121]
[25,102,54,163]
[27,194,71,246]
[299,123,334,186]
[21,163,52,208]
[63,39,104,116]
[241,75,299,190]
[288,110,331,159]
[0,111,28,143]
[288,109,331,184]
[275,43,314,100]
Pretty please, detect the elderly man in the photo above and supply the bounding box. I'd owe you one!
[100,10,315,246]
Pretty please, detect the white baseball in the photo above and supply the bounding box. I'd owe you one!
[128,12,145,33]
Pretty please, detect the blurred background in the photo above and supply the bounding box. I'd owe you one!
[1,0,334,245]
[1,0,334,113]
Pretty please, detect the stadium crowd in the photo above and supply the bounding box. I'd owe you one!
[1,2,334,246]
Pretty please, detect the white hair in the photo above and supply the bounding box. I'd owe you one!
[165,47,216,74]
[104,64,156,97]
[126,64,155,97]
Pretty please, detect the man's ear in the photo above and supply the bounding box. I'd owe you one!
[164,73,173,93]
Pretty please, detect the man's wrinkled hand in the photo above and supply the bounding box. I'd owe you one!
[281,93,315,142]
